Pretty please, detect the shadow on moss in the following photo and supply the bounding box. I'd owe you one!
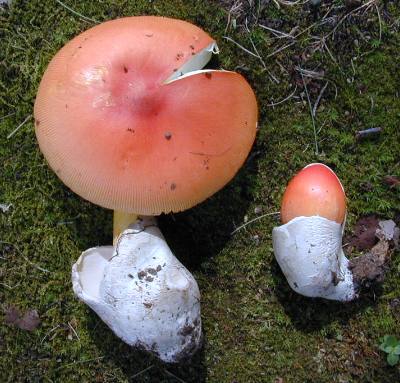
[84,309,207,382]
[270,259,384,333]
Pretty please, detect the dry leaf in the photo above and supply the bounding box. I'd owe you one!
[4,306,40,331]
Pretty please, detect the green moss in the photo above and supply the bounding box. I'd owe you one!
[1,0,399,382]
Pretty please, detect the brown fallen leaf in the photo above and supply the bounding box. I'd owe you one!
[348,219,399,287]
[349,240,389,286]
[4,306,40,331]
[346,215,380,251]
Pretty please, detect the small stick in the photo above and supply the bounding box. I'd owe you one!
[7,115,31,139]
[231,212,280,235]
[68,321,80,341]
[40,325,61,345]
[355,127,382,140]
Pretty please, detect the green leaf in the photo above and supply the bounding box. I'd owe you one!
[387,353,399,366]
[384,346,394,354]
[385,336,398,347]
[394,345,400,355]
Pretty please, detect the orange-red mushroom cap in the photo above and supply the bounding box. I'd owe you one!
[280,163,346,224]
[34,17,258,215]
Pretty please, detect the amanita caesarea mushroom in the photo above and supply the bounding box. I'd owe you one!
[34,17,257,362]
[272,163,357,301]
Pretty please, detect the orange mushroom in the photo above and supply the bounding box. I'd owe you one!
[280,163,346,224]
[273,163,355,301]
[34,16,257,241]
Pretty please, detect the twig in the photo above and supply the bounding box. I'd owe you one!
[222,36,260,59]
[301,73,319,155]
[54,0,99,24]
[7,115,32,139]
[355,127,381,140]
[267,85,297,107]
[131,365,154,380]
[164,369,188,383]
[68,321,80,341]
[40,325,61,345]
[312,81,328,117]
[231,212,280,235]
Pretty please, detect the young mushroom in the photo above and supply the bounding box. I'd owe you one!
[272,163,357,301]
[34,17,257,362]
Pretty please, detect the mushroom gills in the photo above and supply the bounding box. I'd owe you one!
[272,216,357,301]
[72,217,202,363]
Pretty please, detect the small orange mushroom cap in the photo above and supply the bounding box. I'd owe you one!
[34,17,257,215]
[280,163,346,224]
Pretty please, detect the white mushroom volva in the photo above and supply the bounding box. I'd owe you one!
[273,164,357,301]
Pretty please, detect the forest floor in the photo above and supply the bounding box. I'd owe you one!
[1,0,399,382]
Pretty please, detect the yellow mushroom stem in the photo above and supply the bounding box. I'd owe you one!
[113,211,138,245]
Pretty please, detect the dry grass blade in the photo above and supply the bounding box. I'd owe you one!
[67,321,80,341]
[6,115,31,139]
[55,0,99,24]
[375,3,382,42]
[164,369,188,383]
[0,112,15,121]
[325,0,376,40]
[267,85,298,107]
[266,41,295,58]
[222,36,261,58]
[131,365,154,380]
[312,81,328,117]
[231,212,280,235]
[301,72,319,155]
[259,23,294,39]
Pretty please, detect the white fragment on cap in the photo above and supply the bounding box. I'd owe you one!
[164,41,219,83]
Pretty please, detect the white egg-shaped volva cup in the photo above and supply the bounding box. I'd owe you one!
[272,215,357,301]
[72,217,202,363]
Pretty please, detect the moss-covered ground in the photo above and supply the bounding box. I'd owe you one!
[1,0,399,382]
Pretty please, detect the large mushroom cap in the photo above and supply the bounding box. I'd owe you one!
[280,163,346,224]
[34,16,258,215]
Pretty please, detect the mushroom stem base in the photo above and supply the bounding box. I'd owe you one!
[72,217,202,363]
[272,216,357,302]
